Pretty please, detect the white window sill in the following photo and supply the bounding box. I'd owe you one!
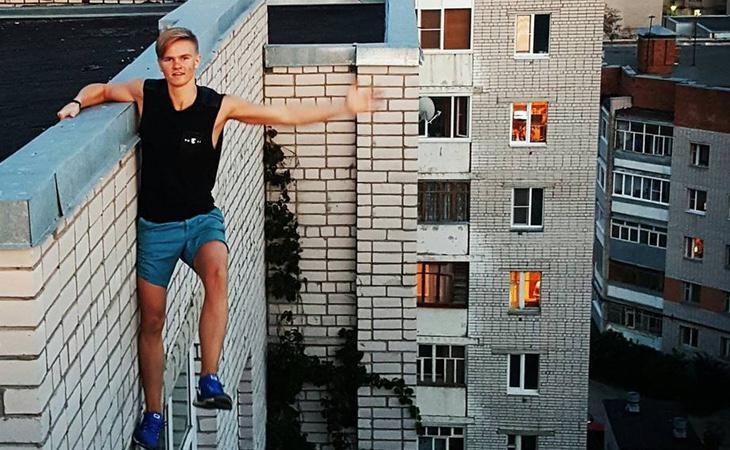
[683,257,703,263]
[686,209,706,216]
[507,389,539,396]
[513,53,550,60]
[507,308,541,316]
[510,226,544,232]
[419,137,472,143]
[509,142,547,148]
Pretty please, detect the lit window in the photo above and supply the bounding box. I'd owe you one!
[508,354,539,394]
[419,96,470,138]
[418,426,465,450]
[418,8,472,50]
[515,14,550,55]
[511,102,548,144]
[683,282,701,303]
[418,181,470,223]
[508,434,538,450]
[417,345,466,386]
[684,236,704,260]
[679,325,698,348]
[416,262,469,307]
[687,188,707,213]
[509,272,541,310]
[690,143,709,167]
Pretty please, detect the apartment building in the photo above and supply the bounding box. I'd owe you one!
[415,0,602,448]
[595,30,730,361]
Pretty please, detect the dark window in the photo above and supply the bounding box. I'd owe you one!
[533,14,550,53]
[513,188,544,228]
[418,181,470,223]
[608,260,664,293]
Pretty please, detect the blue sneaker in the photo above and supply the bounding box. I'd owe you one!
[132,411,164,449]
[194,373,233,410]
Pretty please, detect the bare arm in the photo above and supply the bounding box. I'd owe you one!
[222,82,374,126]
[57,79,144,120]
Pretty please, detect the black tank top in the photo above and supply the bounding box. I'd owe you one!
[138,79,224,222]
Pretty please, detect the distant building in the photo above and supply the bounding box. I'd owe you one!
[594,28,730,361]
[606,0,664,34]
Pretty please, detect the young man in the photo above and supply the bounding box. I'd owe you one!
[57,27,373,450]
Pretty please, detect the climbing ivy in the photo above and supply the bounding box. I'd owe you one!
[263,128,420,450]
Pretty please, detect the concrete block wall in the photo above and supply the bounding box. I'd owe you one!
[263,63,420,449]
[465,0,603,448]
[0,0,269,449]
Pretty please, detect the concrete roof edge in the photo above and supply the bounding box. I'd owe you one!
[384,0,419,49]
[0,0,262,248]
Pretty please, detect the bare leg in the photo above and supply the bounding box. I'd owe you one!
[193,241,229,376]
[137,277,168,413]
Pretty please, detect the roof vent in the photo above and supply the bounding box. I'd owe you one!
[625,391,640,414]
[673,416,688,439]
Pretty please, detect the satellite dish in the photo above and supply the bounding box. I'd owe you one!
[419,97,436,122]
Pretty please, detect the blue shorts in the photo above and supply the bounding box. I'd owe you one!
[136,207,227,288]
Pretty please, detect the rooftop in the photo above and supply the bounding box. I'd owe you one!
[0,14,161,163]
[267,4,384,45]
[603,41,730,89]
[603,399,703,450]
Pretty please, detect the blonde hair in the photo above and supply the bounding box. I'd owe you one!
[155,27,199,58]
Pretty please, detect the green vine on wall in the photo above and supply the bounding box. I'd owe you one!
[263,128,421,450]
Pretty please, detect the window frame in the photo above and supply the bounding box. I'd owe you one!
[510,102,549,146]
[689,142,710,168]
[605,302,663,336]
[418,426,465,450]
[610,218,667,249]
[679,325,699,348]
[683,236,704,261]
[507,434,538,450]
[686,188,707,215]
[682,281,701,304]
[509,271,542,311]
[514,13,551,58]
[419,95,472,140]
[417,344,466,387]
[614,119,674,157]
[596,160,607,192]
[416,2,474,53]
[507,353,540,395]
[721,336,730,360]
[418,181,471,224]
[612,171,670,205]
[511,187,544,230]
[416,262,469,307]
[599,108,609,142]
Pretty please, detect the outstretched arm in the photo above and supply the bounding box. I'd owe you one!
[57,79,144,120]
[222,82,374,126]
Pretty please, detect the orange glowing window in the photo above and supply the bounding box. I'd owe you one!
[416,262,468,307]
[509,272,541,309]
[511,102,548,144]
[684,236,704,260]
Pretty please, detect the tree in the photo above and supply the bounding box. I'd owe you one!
[604,5,623,41]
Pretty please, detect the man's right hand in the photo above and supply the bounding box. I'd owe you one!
[57,101,81,120]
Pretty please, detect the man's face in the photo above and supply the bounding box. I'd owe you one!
[158,39,200,87]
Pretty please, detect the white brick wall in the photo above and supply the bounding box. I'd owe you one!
[0,1,269,449]
[264,62,420,449]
